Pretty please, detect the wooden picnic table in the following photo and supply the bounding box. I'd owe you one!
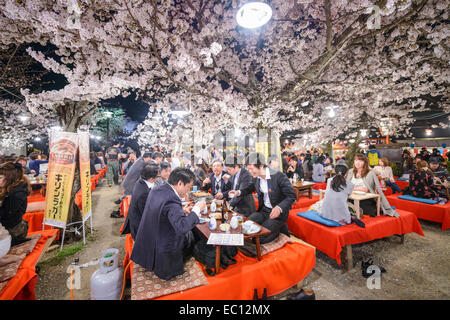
[291,181,316,199]
[195,208,271,274]
[348,192,381,219]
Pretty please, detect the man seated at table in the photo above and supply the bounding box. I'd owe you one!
[201,159,232,200]
[229,152,296,244]
[121,163,160,240]
[429,156,449,199]
[131,168,206,281]
[223,155,256,217]
[157,161,172,184]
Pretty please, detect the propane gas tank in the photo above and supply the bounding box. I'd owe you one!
[90,248,123,300]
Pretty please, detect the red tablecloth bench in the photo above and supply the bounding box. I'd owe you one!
[127,241,315,300]
[292,195,320,209]
[23,211,59,239]
[287,207,424,269]
[386,194,450,231]
[394,180,409,190]
[312,182,327,190]
[0,229,58,300]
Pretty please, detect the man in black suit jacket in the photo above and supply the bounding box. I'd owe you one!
[229,153,296,244]
[131,168,206,280]
[121,163,160,240]
[223,155,256,217]
[200,159,231,199]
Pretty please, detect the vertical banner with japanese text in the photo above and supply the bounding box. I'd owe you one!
[44,131,79,228]
[78,131,92,222]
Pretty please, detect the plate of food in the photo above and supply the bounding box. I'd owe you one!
[242,221,261,235]
[353,190,366,195]
[209,212,222,220]
[190,191,213,201]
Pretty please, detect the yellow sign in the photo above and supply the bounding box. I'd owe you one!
[44,131,79,228]
[78,131,92,222]
[256,142,269,163]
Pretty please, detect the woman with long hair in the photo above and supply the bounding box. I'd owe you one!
[409,160,442,202]
[347,154,399,217]
[318,164,355,225]
[374,157,402,194]
[0,162,32,246]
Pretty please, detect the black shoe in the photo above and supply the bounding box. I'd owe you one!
[110,211,122,218]
[114,199,121,205]
[286,289,316,300]
[351,216,365,228]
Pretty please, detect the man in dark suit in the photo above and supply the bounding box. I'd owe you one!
[229,153,296,244]
[121,163,160,240]
[223,155,256,217]
[131,168,206,280]
[201,159,232,200]
[111,152,153,218]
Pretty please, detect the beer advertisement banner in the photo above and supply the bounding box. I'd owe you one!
[44,131,79,229]
[78,131,92,222]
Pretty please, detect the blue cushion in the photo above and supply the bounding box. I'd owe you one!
[398,195,438,204]
[297,210,343,227]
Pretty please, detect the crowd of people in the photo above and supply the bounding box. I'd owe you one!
[0,142,448,291]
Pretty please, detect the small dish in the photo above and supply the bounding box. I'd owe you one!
[353,190,366,195]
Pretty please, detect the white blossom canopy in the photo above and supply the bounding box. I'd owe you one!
[0,0,448,143]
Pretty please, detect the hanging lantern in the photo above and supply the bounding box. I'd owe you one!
[378,117,398,137]
[425,129,432,136]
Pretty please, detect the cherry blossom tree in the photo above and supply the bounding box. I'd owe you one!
[0,0,448,145]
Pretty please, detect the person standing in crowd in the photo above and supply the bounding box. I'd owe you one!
[311,150,319,164]
[105,141,121,187]
[195,145,210,165]
[121,164,160,240]
[312,155,327,183]
[96,151,106,169]
[302,153,313,181]
[131,168,206,280]
[0,162,31,246]
[223,155,256,217]
[401,149,415,179]
[201,160,231,199]
[89,152,101,176]
[28,152,48,177]
[112,152,154,218]
[286,155,304,180]
[347,154,399,217]
[366,145,382,167]
[374,157,402,194]
[165,152,180,170]
[318,164,355,225]
[229,153,296,246]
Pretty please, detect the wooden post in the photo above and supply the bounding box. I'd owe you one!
[342,245,353,271]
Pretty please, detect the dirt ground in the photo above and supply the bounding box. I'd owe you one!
[35,178,450,300]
